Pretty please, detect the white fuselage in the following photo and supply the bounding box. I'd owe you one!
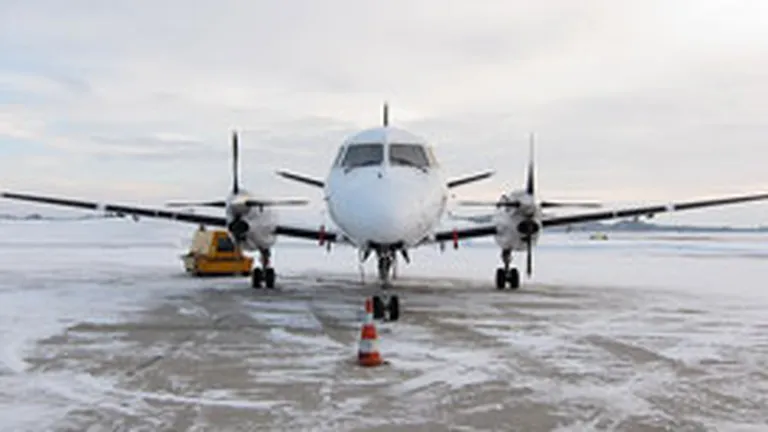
[323,127,448,249]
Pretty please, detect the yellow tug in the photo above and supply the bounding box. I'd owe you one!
[181,226,253,276]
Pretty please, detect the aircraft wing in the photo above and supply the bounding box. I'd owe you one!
[274,224,352,244]
[541,192,768,228]
[1,192,227,227]
[431,191,768,242]
[432,225,497,242]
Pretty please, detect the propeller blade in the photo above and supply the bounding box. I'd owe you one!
[166,200,227,208]
[243,199,309,207]
[540,201,602,208]
[458,200,521,208]
[525,133,535,196]
[526,236,533,277]
[232,130,240,194]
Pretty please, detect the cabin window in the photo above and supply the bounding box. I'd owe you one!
[389,143,430,168]
[342,143,383,168]
[216,235,236,253]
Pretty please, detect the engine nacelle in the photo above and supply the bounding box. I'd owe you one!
[228,218,250,241]
[516,219,541,237]
[493,212,542,251]
[226,207,277,251]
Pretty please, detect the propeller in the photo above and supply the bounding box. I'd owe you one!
[232,130,240,194]
[525,236,533,277]
[540,201,601,208]
[526,133,535,196]
[165,198,308,208]
[524,133,535,278]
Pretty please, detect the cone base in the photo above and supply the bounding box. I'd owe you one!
[358,353,383,367]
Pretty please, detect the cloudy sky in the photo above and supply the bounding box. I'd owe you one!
[1,0,767,226]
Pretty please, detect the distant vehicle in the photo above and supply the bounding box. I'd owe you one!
[181,227,254,277]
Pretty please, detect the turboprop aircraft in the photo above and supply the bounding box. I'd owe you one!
[3,104,768,320]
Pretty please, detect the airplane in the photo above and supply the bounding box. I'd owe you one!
[3,104,768,321]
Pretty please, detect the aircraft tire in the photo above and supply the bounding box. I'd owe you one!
[252,268,263,289]
[264,268,276,289]
[495,268,506,290]
[372,295,386,320]
[388,295,400,321]
[507,269,520,290]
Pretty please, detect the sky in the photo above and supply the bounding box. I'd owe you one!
[1,0,767,226]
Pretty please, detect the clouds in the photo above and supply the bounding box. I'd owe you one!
[1,0,767,224]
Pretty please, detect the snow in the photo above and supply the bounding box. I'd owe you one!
[1,218,767,430]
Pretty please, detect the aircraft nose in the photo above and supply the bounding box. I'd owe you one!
[357,185,416,245]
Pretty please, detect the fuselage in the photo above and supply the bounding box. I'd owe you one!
[324,127,448,249]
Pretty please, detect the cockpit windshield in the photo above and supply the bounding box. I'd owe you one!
[389,143,430,169]
[341,143,383,169]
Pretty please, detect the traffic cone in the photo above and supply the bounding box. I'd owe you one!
[358,297,383,367]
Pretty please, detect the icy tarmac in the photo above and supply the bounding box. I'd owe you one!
[1,220,768,431]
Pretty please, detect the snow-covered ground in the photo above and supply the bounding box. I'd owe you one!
[1,219,767,431]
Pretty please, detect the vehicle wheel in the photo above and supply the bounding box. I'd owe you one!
[495,268,506,290]
[252,268,263,289]
[372,295,386,320]
[507,268,520,290]
[388,295,400,321]
[264,268,276,289]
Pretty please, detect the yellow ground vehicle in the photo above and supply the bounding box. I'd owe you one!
[181,227,253,276]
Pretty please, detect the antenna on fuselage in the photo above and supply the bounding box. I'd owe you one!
[382,102,389,127]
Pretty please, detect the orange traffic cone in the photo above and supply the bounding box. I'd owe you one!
[358,297,383,367]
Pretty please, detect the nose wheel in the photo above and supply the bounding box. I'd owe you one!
[496,249,520,290]
[252,249,276,289]
[372,294,400,321]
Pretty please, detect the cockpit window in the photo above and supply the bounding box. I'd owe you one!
[342,143,383,168]
[389,143,430,168]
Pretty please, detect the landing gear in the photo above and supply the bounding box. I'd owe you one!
[372,294,400,321]
[251,248,276,289]
[377,251,395,288]
[496,249,520,290]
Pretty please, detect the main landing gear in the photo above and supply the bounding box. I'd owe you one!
[252,248,276,289]
[373,249,400,321]
[496,249,520,290]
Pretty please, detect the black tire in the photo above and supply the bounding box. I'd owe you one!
[251,268,263,289]
[264,268,276,289]
[507,268,520,290]
[495,268,507,290]
[372,296,386,320]
[388,295,400,321]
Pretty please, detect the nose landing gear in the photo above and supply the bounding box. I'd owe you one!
[372,294,400,322]
[371,247,401,321]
